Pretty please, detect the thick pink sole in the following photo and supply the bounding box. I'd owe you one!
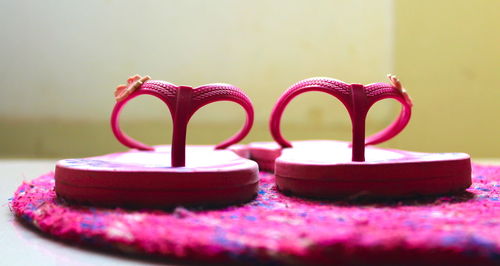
[276,162,471,199]
[56,181,259,208]
[55,145,259,208]
[252,141,471,199]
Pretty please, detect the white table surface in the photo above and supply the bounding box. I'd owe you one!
[0,160,165,266]
[2,159,499,265]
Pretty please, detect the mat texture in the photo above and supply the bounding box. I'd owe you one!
[10,164,500,265]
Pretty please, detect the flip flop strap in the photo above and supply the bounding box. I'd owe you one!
[111,80,254,167]
[269,77,412,162]
[363,82,413,145]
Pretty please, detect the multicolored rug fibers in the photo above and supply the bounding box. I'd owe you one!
[10,164,500,265]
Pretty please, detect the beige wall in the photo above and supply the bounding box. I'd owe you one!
[0,0,498,158]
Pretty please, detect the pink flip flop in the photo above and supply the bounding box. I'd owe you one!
[250,75,471,199]
[55,75,259,208]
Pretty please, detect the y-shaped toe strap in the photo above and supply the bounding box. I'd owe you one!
[269,75,412,162]
[111,76,254,167]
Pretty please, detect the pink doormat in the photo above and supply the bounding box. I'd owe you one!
[10,164,499,265]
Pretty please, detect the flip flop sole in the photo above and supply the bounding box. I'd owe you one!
[56,182,259,208]
[55,146,259,208]
[249,140,323,171]
[274,141,471,199]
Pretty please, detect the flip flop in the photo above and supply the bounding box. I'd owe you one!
[250,75,471,199]
[55,75,259,208]
[249,75,413,171]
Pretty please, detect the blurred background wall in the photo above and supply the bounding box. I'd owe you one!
[0,0,498,158]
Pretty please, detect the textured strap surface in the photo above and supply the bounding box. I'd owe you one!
[270,78,353,148]
[111,79,254,167]
[363,82,412,146]
[269,76,413,161]
[111,80,178,151]
[192,83,254,149]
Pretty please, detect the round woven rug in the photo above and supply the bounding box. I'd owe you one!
[10,164,500,265]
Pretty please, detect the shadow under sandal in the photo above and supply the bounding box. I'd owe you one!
[55,75,259,208]
[259,75,471,199]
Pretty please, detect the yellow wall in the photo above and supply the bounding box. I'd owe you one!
[393,0,500,157]
[0,0,498,158]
